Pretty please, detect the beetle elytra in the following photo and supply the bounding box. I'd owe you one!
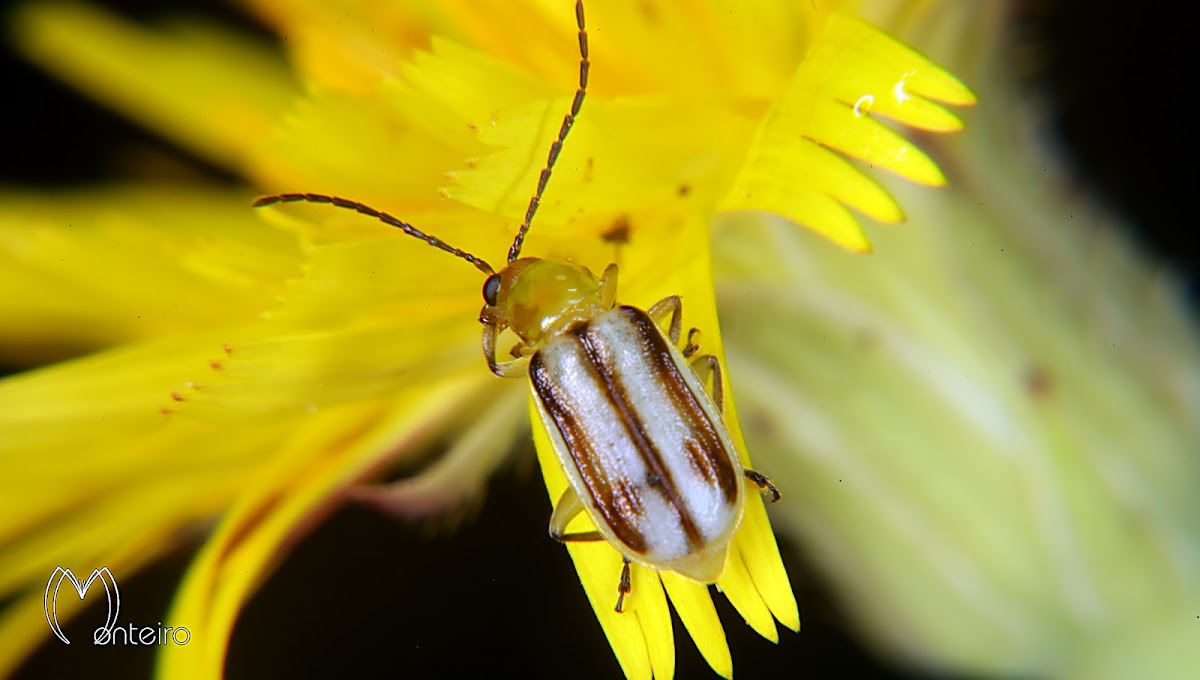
[254,0,779,613]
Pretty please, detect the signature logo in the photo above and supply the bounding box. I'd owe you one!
[44,566,120,645]
[43,566,190,646]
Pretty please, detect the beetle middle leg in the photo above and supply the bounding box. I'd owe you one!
[646,295,682,345]
[687,353,781,504]
[682,328,701,358]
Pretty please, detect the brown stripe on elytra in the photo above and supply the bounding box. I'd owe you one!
[531,343,649,553]
[580,309,707,550]
[621,306,741,503]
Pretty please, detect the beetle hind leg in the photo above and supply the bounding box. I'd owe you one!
[549,487,635,613]
[548,486,605,542]
[744,469,781,503]
[615,557,632,613]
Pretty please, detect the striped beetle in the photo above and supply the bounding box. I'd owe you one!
[254,0,779,613]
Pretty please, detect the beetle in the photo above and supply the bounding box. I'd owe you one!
[253,0,778,613]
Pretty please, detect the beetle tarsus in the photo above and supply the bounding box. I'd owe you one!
[683,328,701,358]
[614,557,633,613]
[745,469,781,503]
[551,529,606,543]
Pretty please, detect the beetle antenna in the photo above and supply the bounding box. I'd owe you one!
[253,193,495,275]
[506,0,589,264]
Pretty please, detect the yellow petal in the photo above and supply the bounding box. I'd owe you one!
[822,14,978,109]
[529,400,653,680]
[450,95,753,237]
[0,186,301,362]
[246,0,443,92]
[0,333,295,676]
[721,12,974,249]
[158,374,491,678]
[252,34,559,204]
[735,497,802,632]
[632,567,675,680]
[717,543,779,643]
[12,2,297,173]
[661,572,732,679]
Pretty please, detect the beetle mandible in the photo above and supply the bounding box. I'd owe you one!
[254,0,779,613]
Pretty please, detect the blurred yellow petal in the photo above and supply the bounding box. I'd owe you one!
[0,186,300,362]
[12,2,298,173]
[0,332,294,676]
[158,376,494,678]
[253,34,560,204]
[246,0,441,92]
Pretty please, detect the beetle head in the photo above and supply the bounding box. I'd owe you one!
[481,258,608,345]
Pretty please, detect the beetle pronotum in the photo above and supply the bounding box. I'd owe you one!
[254,0,779,613]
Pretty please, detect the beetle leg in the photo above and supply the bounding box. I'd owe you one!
[646,295,682,345]
[690,354,724,415]
[599,263,619,309]
[548,486,605,542]
[482,320,530,378]
[744,469,782,503]
[509,343,537,359]
[682,327,701,358]
[615,557,632,613]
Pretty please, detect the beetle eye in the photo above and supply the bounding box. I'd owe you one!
[482,273,501,306]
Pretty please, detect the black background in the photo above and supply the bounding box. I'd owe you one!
[3,1,1193,678]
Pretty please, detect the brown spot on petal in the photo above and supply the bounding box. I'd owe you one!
[602,214,631,244]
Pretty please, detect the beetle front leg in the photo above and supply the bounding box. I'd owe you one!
[482,319,530,378]
[598,263,619,310]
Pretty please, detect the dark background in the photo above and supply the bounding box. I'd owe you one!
[3,1,1193,679]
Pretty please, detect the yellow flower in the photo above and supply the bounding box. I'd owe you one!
[0,1,972,677]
